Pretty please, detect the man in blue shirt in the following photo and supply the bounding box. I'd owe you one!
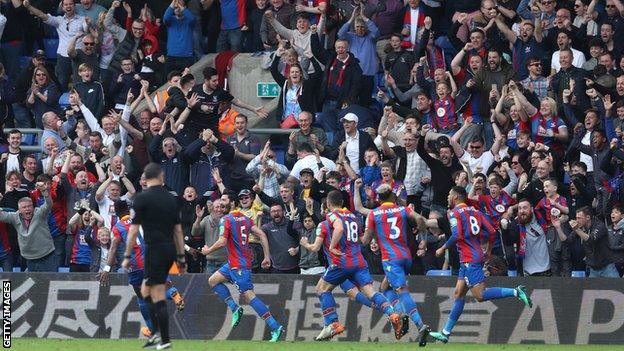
[164,0,197,73]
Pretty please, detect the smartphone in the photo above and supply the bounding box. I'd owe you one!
[492,83,498,91]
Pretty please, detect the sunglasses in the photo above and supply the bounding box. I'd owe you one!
[35,73,46,76]
[511,161,520,165]
[542,1,554,4]
[83,42,95,46]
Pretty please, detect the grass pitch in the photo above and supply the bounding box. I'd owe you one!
[9,339,623,351]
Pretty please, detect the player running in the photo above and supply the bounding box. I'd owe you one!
[302,219,390,340]
[202,197,285,342]
[98,200,185,341]
[299,190,403,341]
[429,187,532,344]
[360,184,430,346]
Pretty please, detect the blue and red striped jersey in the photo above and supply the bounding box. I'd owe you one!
[31,181,67,238]
[220,0,246,30]
[70,224,96,265]
[535,196,567,224]
[113,215,144,271]
[220,210,254,269]
[366,203,412,261]
[477,192,515,228]
[446,203,496,264]
[323,209,366,269]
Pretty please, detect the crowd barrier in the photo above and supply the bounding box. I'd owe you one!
[1,273,622,344]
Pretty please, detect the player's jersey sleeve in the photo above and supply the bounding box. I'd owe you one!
[446,211,459,248]
[316,222,326,240]
[479,211,497,245]
[366,211,375,231]
[219,217,229,239]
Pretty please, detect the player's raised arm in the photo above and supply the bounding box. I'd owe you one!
[251,225,272,269]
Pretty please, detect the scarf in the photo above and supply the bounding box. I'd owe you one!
[426,46,445,79]
[327,54,350,88]
[401,5,425,49]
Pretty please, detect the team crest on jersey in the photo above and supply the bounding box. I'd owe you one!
[385,265,392,272]
[449,217,458,227]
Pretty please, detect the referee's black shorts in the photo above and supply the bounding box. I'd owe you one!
[144,242,176,286]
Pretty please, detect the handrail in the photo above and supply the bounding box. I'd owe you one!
[249,128,296,135]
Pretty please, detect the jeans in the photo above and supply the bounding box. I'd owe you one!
[1,41,22,82]
[317,99,340,132]
[166,56,196,75]
[0,253,13,272]
[27,251,59,272]
[216,28,243,53]
[55,55,72,92]
[589,263,621,278]
[11,102,33,128]
[53,234,67,267]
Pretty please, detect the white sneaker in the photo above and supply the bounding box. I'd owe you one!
[315,326,332,341]
[156,342,171,350]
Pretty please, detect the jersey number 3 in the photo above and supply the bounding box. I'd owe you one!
[388,217,400,240]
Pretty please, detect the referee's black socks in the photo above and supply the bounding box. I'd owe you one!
[155,300,170,344]
[145,296,160,333]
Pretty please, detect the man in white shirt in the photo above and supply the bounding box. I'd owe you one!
[23,0,89,91]
[95,171,136,230]
[448,117,504,174]
[288,142,336,183]
[550,30,586,74]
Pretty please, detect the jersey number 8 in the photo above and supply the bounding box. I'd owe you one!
[346,222,359,243]
[469,216,480,235]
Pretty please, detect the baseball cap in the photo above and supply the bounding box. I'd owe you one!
[238,189,252,198]
[299,168,314,176]
[33,49,45,60]
[340,113,358,123]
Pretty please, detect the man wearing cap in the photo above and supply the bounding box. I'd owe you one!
[23,0,88,91]
[328,112,377,175]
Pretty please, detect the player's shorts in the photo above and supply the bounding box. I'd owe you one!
[322,266,373,288]
[339,279,356,293]
[128,269,144,287]
[382,259,412,289]
[458,262,486,288]
[217,263,254,293]
[144,243,176,286]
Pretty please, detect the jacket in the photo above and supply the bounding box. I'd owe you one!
[270,55,322,121]
[311,32,362,106]
[0,194,55,260]
[329,130,378,172]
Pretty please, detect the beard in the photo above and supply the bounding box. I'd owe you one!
[518,211,533,225]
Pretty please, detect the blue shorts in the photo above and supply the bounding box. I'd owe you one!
[323,266,373,288]
[339,280,356,293]
[128,270,144,287]
[458,263,486,288]
[382,259,412,289]
[218,263,254,293]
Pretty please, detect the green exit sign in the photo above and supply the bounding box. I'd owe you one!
[257,82,280,98]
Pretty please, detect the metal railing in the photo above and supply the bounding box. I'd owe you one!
[249,128,296,135]
[3,128,43,153]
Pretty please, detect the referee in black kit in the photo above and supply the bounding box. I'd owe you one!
[122,163,186,350]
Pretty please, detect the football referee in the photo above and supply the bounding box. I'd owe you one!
[122,163,186,350]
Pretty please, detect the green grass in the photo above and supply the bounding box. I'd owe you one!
[8,339,623,351]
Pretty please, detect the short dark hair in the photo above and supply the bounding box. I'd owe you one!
[222,189,240,208]
[8,129,21,136]
[203,67,218,80]
[297,142,315,154]
[89,131,102,139]
[144,163,163,180]
[326,171,341,182]
[167,70,181,82]
[577,206,593,217]
[327,190,344,207]
[450,186,467,201]
[180,73,195,87]
[114,200,129,217]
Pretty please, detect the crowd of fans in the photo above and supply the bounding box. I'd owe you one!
[0,0,624,278]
